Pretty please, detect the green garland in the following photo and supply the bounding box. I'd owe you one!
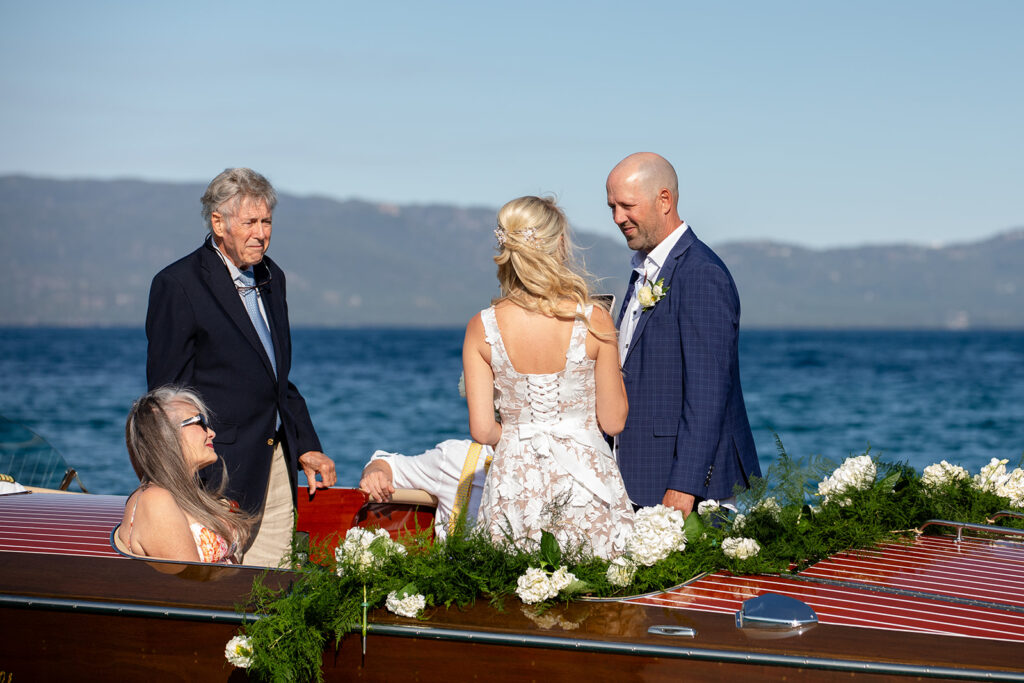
[237,446,1024,682]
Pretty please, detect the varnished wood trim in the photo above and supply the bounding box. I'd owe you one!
[359,623,1024,681]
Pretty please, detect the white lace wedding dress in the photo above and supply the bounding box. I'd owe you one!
[477,305,634,559]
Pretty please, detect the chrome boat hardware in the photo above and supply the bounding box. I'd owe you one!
[992,510,1024,523]
[648,625,696,637]
[735,593,817,632]
[920,518,1024,543]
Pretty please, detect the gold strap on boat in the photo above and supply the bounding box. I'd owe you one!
[449,442,490,535]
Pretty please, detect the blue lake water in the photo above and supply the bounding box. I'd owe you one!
[1,328,1022,495]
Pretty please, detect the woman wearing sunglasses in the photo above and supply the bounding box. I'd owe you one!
[117,386,253,562]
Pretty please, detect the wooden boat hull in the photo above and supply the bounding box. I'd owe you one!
[2,490,1023,682]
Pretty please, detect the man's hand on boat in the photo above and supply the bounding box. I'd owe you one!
[359,460,395,503]
[299,450,337,495]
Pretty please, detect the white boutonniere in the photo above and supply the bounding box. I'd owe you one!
[637,276,668,311]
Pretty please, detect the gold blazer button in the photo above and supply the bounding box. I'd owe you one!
[267,438,275,446]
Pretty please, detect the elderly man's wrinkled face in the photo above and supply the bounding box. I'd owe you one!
[212,197,272,269]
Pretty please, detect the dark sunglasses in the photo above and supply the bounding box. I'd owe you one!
[235,265,272,295]
[179,413,211,431]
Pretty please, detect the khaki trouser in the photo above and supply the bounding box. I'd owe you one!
[240,442,294,568]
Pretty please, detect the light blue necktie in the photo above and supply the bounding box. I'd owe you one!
[237,270,277,378]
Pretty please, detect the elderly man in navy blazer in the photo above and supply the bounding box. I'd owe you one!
[146,168,336,566]
[608,153,760,515]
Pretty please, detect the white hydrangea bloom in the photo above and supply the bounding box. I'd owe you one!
[817,455,877,506]
[626,505,687,566]
[721,537,761,560]
[997,468,1024,508]
[224,635,252,668]
[731,513,747,532]
[697,499,720,516]
[605,556,638,587]
[516,567,557,604]
[549,566,576,593]
[751,497,782,521]
[386,590,426,618]
[975,459,1024,507]
[922,461,970,490]
[334,527,404,574]
[521,605,561,629]
[974,458,1009,495]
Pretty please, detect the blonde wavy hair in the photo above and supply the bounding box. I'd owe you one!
[492,196,610,338]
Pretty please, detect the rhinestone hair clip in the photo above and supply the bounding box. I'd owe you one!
[494,226,538,247]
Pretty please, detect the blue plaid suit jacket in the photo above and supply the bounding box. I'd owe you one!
[617,228,760,507]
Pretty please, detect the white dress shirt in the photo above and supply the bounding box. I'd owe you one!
[370,439,494,540]
[213,242,272,328]
[213,241,279,429]
[618,222,689,362]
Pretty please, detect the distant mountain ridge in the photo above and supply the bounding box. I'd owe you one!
[1,176,1021,328]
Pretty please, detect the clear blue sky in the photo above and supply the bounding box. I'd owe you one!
[2,0,1021,247]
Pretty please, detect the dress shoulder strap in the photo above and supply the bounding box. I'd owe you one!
[480,307,509,369]
[127,492,142,548]
[480,306,499,343]
[565,304,593,360]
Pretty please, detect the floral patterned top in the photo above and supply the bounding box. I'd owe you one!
[189,522,234,563]
[126,490,235,563]
[477,305,634,559]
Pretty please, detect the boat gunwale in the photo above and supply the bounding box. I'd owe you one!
[3,591,1022,681]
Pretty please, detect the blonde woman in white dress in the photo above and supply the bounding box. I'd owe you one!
[462,196,634,559]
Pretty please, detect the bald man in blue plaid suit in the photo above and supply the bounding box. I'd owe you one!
[607,153,761,514]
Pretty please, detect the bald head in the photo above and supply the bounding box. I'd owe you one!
[608,153,679,205]
[606,152,682,253]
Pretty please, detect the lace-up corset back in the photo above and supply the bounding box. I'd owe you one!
[477,303,635,560]
[481,305,596,434]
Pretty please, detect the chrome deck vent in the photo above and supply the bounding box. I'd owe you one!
[736,593,818,633]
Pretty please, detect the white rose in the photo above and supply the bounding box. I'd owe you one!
[224,635,253,668]
[637,286,655,308]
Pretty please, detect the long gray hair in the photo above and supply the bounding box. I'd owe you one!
[125,386,253,550]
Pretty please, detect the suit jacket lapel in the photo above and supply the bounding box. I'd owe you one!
[617,269,641,328]
[622,228,697,366]
[200,241,278,381]
[258,259,287,380]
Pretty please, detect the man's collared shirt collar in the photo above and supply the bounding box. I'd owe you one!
[631,222,689,280]
[211,238,251,283]
[619,222,689,364]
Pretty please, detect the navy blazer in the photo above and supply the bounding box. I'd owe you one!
[145,238,322,515]
[616,228,760,507]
